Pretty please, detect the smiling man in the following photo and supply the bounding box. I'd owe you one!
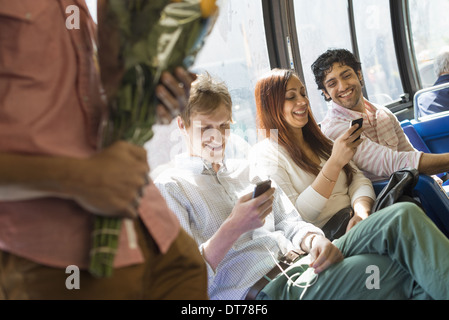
[312,48,449,182]
[177,81,232,171]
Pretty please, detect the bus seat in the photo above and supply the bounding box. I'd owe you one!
[411,112,449,154]
[373,174,449,238]
[400,123,448,184]
[402,124,431,153]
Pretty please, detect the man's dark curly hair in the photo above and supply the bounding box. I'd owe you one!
[311,48,362,102]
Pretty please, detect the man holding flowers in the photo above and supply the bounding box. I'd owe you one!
[0,0,209,299]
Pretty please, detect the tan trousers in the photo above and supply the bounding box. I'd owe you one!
[0,220,208,300]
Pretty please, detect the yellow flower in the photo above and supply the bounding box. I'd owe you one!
[200,0,218,18]
[171,0,217,18]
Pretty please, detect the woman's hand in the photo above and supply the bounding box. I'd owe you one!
[329,123,364,168]
[314,124,363,197]
[346,215,363,233]
[347,196,373,232]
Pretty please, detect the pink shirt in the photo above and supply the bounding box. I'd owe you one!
[0,0,179,269]
[320,100,422,181]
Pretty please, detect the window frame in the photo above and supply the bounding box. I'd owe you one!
[389,0,419,112]
[262,0,420,117]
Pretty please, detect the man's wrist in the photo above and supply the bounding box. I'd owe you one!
[307,234,317,252]
[301,233,318,253]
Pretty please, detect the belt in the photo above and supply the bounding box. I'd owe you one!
[245,250,303,300]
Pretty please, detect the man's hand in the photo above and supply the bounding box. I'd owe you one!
[156,67,197,124]
[70,141,150,218]
[202,187,275,271]
[308,235,344,274]
[226,188,275,236]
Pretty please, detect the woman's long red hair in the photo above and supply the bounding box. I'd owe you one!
[255,68,354,184]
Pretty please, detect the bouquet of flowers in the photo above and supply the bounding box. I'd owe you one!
[90,0,219,278]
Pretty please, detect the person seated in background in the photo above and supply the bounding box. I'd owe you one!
[312,48,449,182]
[154,72,449,300]
[249,68,375,237]
[417,49,449,117]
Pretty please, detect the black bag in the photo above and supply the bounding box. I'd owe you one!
[372,167,423,213]
[322,168,423,241]
[321,206,354,241]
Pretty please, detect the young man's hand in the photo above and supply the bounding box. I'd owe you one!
[308,235,344,274]
[226,188,275,236]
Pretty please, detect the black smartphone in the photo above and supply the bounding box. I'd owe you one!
[350,118,363,141]
[252,180,272,198]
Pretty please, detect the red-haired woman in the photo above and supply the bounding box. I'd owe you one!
[250,68,375,239]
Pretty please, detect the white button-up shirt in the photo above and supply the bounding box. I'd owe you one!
[154,154,323,300]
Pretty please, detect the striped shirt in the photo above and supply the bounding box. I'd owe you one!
[320,100,422,181]
[154,154,323,300]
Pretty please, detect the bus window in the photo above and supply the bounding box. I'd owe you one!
[353,0,403,105]
[86,0,97,23]
[292,0,353,123]
[143,0,270,169]
[89,0,270,148]
[408,0,449,88]
[191,0,271,142]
